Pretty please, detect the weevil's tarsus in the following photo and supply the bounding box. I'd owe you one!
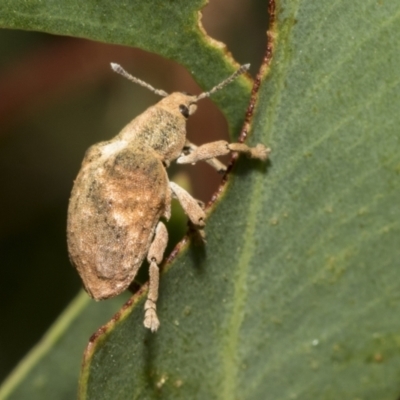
[229,142,271,160]
[144,221,168,332]
[144,263,160,332]
[111,63,169,98]
[196,64,250,101]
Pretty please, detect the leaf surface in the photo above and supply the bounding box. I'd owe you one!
[0,0,251,134]
[78,1,400,399]
[1,0,400,399]
[0,292,129,400]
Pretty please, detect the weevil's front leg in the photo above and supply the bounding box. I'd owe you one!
[170,182,206,228]
[144,221,168,332]
[177,140,270,165]
[183,140,227,173]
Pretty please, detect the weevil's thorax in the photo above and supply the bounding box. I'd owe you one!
[119,92,197,164]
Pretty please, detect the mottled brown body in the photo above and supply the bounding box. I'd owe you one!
[68,94,189,299]
[67,64,270,331]
[67,145,169,299]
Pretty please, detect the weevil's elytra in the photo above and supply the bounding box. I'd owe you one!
[67,63,270,332]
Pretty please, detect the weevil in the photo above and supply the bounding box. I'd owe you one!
[67,63,270,332]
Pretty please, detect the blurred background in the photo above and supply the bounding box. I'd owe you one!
[0,0,268,382]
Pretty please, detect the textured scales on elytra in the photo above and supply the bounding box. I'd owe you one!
[67,63,270,332]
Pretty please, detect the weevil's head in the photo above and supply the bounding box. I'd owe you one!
[156,92,198,121]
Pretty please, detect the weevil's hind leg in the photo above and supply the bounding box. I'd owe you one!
[183,140,227,173]
[177,140,271,165]
[144,221,168,332]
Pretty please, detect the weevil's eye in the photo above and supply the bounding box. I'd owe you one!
[179,104,190,118]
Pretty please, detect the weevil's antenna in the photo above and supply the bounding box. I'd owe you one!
[111,63,169,97]
[196,64,250,101]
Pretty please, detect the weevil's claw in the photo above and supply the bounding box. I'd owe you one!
[144,310,160,332]
[188,221,207,245]
[144,300,160,332]
[197,228,207,244]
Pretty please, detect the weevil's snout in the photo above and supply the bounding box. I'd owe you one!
[157,92,198,120]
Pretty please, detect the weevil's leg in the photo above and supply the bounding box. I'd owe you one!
[183,140,227,173]
[144,221,168,332]
[177,140,271,165]
[170,181,206,228]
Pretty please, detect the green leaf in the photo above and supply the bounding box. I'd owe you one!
[2,0,400,399]
[0,291,129,400]
[78,1,400,399]
[0,0,252,134]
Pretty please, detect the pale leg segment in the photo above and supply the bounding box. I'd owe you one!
[177,140,270,165]
[144,221,168,332]
[169,181,206,228]
[182,140,227,173]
